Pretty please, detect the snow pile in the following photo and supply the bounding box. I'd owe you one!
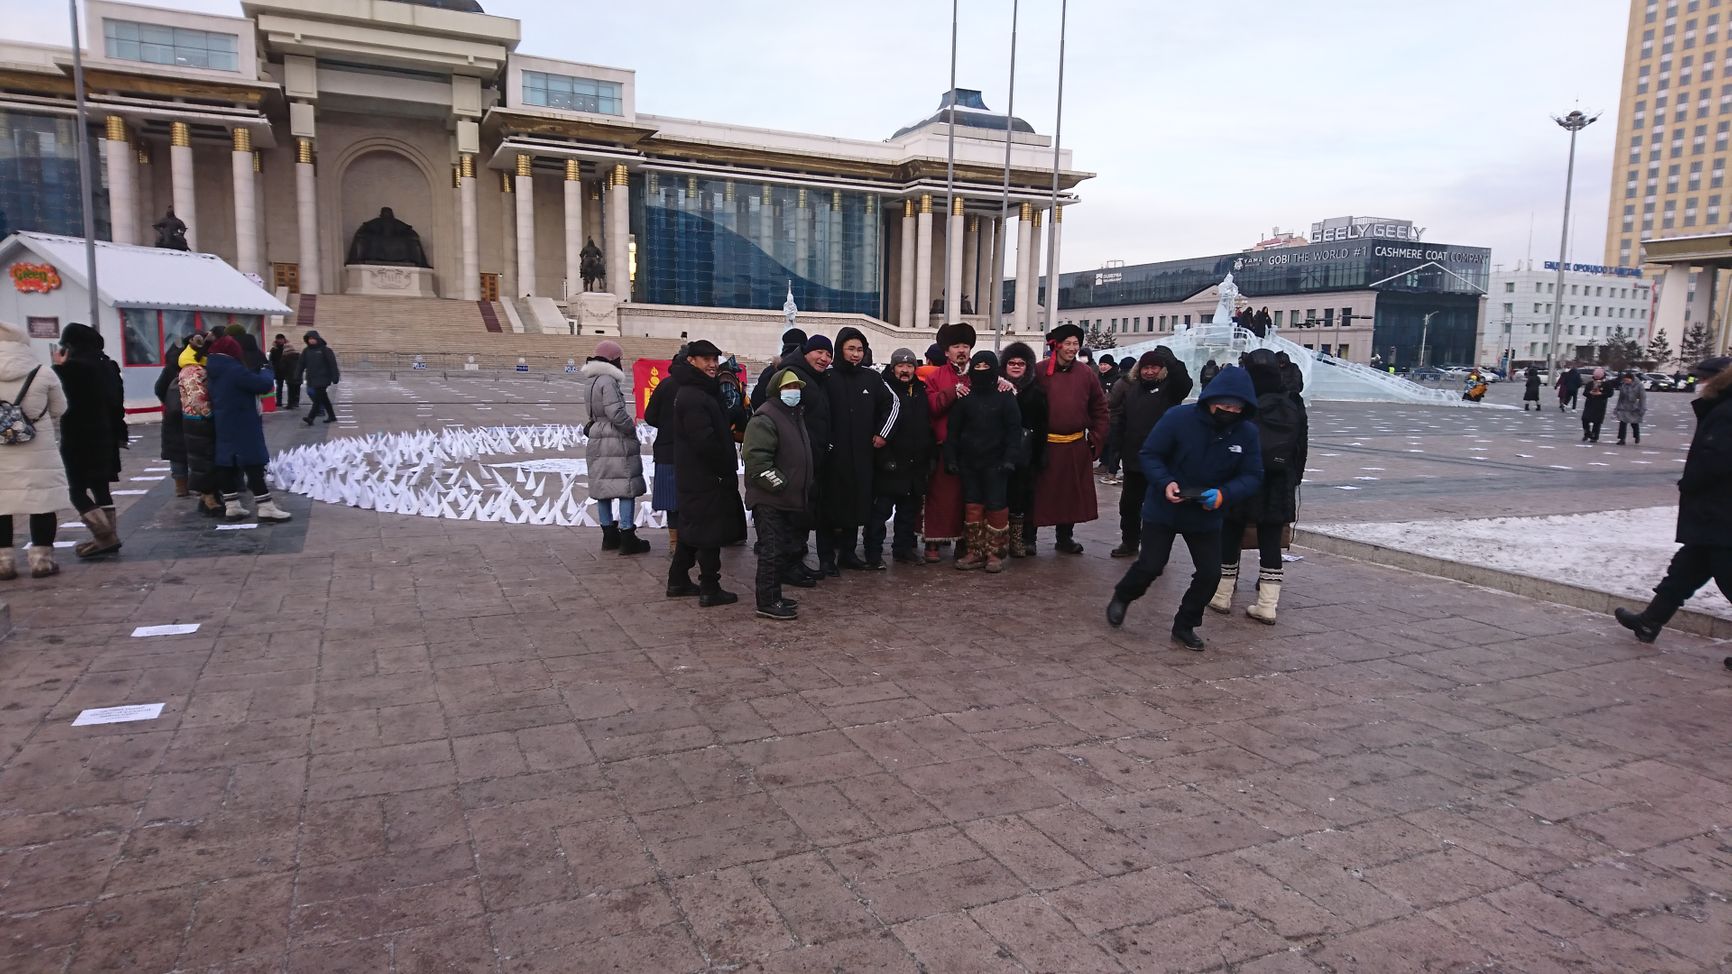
[1310,506,1732,620]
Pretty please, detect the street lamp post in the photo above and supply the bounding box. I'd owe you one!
[1419,310,1439,368]
[1545,109,1599,381]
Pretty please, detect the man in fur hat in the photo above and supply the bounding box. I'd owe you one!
[1031,323,1109,554]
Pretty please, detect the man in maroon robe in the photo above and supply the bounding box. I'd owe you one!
[923,322,974,561]
[1033,324,1109,553]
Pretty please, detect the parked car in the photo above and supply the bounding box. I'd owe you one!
[1406,367,1447,382]
[1643,372,1678,392]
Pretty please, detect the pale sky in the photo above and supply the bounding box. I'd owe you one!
[7,0,1630,276]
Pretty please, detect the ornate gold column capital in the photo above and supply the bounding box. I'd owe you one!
[1054,205,1063,224]
[797,188,808,209]
[253,149,262,173]
[295,137,314,165]
[452,165,461,189]
[232,128,252,153]
[170,121,191,147]
[688,176,699,196]
[460,154,475,179]
[515,152,532,178]
[832,190,842,209]
[1032,209,1043,229]
[104,115,126,142]
[919,193,932,214]
[609,163,628,187]
[724,181,735,202]
[136,145,150,166]
[968,215,979,232]
[903,199,914,219]
[501,171,513,194]
[1019,201,1033,222]
[951,196,964,216]
[565,159,580,181]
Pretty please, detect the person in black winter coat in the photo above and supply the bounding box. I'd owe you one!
[268,334,290,404]
[666,341,746,607]
[1000,342,1048,557]
[1214,350,1307,624]
[1199,359,1220,389]
[300,329,340,424]
[1109,347,1193,559]
[1252,307,1273,338]
[752,327,807,408]
[53,322,126,557]
[1615,356,1732,645]
[1274,351,1305,396]
[279,344,303,408]
[1522,366,1542,410]
[156,337,191,496]
[869,347,932,566]
[819,327,898,573]
[644,345,687,542]
[765,335,834,578]
[945,350,1025,573]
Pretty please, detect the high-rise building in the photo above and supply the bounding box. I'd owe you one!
[1605,0,1732,357]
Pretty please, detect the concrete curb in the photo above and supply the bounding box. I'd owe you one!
[1295,529,1732,641]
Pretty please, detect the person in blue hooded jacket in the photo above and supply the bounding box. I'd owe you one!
[1106,364,1263,651]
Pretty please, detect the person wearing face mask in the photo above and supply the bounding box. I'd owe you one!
[1000,342,1048,558]
[743,369,816,620]
[1106,364,1264,651]
[943,350,1026,573]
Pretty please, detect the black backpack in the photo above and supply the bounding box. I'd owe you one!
[1256,392,1302,472]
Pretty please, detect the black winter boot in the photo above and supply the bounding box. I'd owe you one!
[1614,607,1663,644]
[616,528,650,555]
[601,525,621,551]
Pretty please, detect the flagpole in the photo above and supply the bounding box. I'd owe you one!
[69,0,101,330]
[1042,0,1067,338]
[943,0,958,323]
[990,0,1019,353]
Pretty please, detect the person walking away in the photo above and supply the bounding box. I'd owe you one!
[1106,364,1263,651]
[280,342,303,409]
[1522,366,1542,411]
[667,340,746,606]
[1614,371,1648,445]
[869,348,932,567]
[205,336,291,522]
[1110,347,1193,559]
[582,340,650,555]
[1213,350,1306,623]
[0,320,67,578]
[743,369,815,619]
[1033,324,1110,554]
[944,350,1025,573]
[1199,359,1220,389]
[269,333,289,404]
[1275,351,1305,396]
[1096,354,1123,483]
[1580,367,1611,442]
[1000,343,1048,558]
[820,328,897,572]
[1557,366,1582,411]
[924,322,978,563]
[300,330,340,425]
[156,333,193,496]
[1614,356,1732,644]
[643,344,687,550]
[53,323,126,557]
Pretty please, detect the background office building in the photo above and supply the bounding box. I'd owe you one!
[1479,261,1652,369]
[1022,218,1490,369]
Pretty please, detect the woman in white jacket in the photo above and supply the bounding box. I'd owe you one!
[0,320,67,578]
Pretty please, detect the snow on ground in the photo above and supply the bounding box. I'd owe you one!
[1310,506,1732,620]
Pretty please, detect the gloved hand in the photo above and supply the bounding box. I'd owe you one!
[945,460,959,476]
[1199,488,1223,511]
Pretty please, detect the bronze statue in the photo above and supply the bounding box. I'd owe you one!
[152,208,188,251]
[346,207,430,267]
[579,237,605,292]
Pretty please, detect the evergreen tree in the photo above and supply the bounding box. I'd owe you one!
[1680,322,1713,366]
[1646,330,1674,370]
[1605,327,1644,371]
[1085,323,1118,351]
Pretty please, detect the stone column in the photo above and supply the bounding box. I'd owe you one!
[795,188,811,285]
[231,128,259,277]
[170,121,198,251]
[563,160,582,300]
[1686,267,1716,340]
[1651,264,1691,366]
[914,193,934,327]
[945,196,965,322]
[134,143,152,246]
[961,215,978,316]
[828,191,844,299]
[978,215,997,315]
[294,137,320,294]
[1026,208,1043,332]
[1044,206,1063,333]
[1011,201,1025,329]
[514,153,536,297]
[253,151,267,277]
[500,171,517,299]
[102,116,134,245]
[898,199,915,327]
[459,154,479,301]
[606,164,630,300]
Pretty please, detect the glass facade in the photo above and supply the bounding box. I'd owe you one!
[102,19,239,72]
[631,174,881,315]
[522,71,623,116]
[0,110,109,242]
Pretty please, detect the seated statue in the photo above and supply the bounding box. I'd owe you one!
[152,208,189,251]
[346,207,430,267]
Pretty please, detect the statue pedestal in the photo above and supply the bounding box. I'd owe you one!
[571,291,621,336]
[344,264,437,298]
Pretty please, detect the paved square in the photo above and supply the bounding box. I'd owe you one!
[1,376,1727,973]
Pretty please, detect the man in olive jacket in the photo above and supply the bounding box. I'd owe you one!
[743,369,816,621]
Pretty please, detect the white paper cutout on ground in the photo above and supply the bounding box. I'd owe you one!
[113,489,148,496]
[215,523,260,531]
[132,623,200,637]
[130,476,165,482]
[72,703,164,726]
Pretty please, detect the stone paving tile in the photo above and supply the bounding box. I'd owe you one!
[1,389,1729,971]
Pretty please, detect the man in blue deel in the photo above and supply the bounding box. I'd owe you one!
[1106,364,1264,651]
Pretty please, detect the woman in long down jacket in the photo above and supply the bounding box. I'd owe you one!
[666,341,747,606]
[1614,371,1648,445]
[582,339,650,555]
[0,320,67,578]
[1213,350,1308,625]
[1522,366,1543,411]
[204,336,291,522]
[53,322,126,557]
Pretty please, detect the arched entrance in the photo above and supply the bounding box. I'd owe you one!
[333,142,442,296]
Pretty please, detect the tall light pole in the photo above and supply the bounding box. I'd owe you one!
[69,0,101,330]
[1545,109,1599,380]
[989,0,1019,352]
[1040,0,1068,338]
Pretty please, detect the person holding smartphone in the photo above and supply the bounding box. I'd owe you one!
[1105,364,1264,651]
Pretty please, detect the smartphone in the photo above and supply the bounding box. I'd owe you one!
[1178,487,1205,501]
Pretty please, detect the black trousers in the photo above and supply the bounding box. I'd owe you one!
[0,513,56,548]
[1220,518,1283,571]
[1649,544,1732,624]
[1617,421,1641,442]
[669,541,722,589]
[866,492,922,558]
[1112,522,1222,630]
[1099,421,1122,474]
[67,477,113,515]
[1582,414,1603,440]
[1118,470,1148,548]
[959,465,1009,509]
[284,382,301,408]
[754,506,795,607]
[307,385,336,421]
[220,464,270,498]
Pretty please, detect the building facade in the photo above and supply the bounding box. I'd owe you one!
[1479,261,1653,369]
[1020,220,1490,369]
[0,0,1087,349]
